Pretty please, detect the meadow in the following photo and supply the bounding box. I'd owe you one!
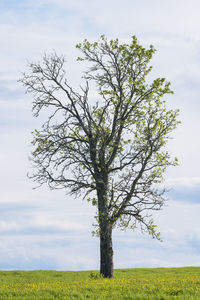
[0,267,199,299]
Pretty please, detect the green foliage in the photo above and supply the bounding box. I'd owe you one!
[87,197,97,206]
[147,219,163,242]
[89,271,103,280]
[0,268,200,299]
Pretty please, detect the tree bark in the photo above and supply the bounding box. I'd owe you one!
[96,176,114,278]
[100,221,114,278]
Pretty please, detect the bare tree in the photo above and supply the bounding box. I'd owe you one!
[19,36,180,278]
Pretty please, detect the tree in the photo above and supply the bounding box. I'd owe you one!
[20,35,179,278]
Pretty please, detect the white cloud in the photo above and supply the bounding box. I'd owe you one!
[33,213,90,232]
[0,0,199,270]
[0,198,199,271]
[155,200,200,238]
[44,0,200,38]
[0,221,21,233]
[113,200,200,269]
[166,177,200,189]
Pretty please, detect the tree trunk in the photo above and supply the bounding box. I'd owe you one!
[96,176,113,278]
[100,222,114,278]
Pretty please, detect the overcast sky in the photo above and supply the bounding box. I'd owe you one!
[0,0,200,271]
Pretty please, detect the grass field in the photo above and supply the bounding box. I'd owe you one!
[0,267,199,299]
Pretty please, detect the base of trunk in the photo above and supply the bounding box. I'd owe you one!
[100,223,113,278]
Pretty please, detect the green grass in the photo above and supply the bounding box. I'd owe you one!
[0,267,200,299]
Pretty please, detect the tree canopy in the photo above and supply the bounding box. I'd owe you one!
[20,35,180,277]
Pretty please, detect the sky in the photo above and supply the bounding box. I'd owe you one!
[0,0,200,271]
